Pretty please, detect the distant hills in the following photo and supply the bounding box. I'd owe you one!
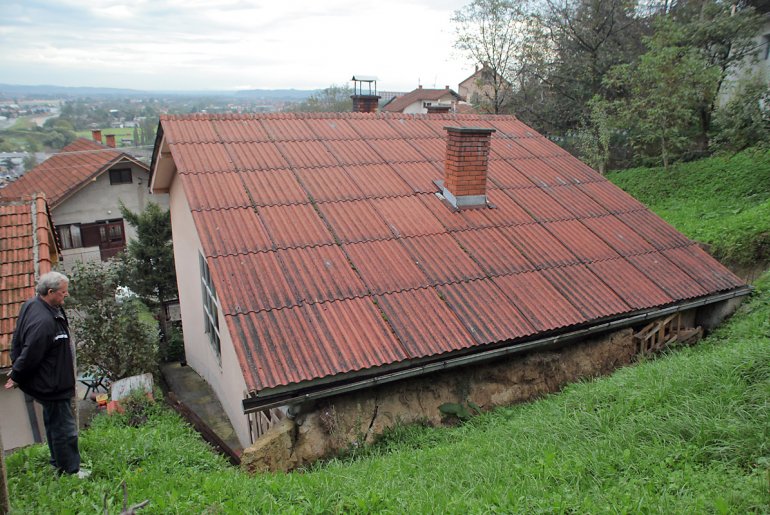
[0,83,318,100]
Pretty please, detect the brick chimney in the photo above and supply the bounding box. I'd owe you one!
[351,95,380,113]
[105,134,116,148]
[441,126,495,209]
[91,129,102,143]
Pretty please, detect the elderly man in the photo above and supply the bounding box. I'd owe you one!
[4,271,85,477]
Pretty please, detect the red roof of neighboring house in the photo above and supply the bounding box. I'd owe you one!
[152,112,745,397]
[0,195,58,368]
[382,87,464,113]
[0,138,145,208]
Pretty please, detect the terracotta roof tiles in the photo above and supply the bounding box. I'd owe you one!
[0,138,135,207]
[154,112,746,396]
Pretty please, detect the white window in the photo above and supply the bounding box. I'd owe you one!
[199,253,221,359]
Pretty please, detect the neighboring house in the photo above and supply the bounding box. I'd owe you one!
[0,194,59,451]
[150,112,747,448]
[458,65,513,114]
[382,85,464,113]
[0,136,168,270]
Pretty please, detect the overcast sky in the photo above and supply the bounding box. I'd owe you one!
[1,0,474,93]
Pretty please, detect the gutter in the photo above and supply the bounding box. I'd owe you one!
[242,286,752,414]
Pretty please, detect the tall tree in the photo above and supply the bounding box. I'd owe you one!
[453,0,529,114]
[120,202,177,348]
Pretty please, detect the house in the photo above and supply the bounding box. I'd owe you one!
[150,111,747,452]
[458,65,513,114]
[0,194,59,451]
[0,133,168,269]
[720,13,770,105]
[382,85,465,113]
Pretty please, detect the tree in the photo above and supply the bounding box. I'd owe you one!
[286,84,354,112]
[68,260,159,381]
[604,25,720,169]
[453,0,527,114]
[711,76,770,152]
[119,202,178,349]
[666,1,763,152]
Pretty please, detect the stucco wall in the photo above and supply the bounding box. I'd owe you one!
[402,93,458,114]
[168,175,250,446]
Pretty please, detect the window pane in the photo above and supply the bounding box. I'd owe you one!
[70,225,82,248]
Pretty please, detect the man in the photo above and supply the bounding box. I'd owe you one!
[4,271,85,477]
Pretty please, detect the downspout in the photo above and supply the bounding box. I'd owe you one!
[242,286,752,414]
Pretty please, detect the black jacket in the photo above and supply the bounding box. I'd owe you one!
[10,296,75,401]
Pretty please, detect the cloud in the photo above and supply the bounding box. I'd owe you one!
[0,0,472,91]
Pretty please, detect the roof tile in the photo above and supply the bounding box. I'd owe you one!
[453,227,535,276]
[578,181,647,213]
[192,208,272,256]
[277,140,339,169]
[401,233,486,284]
[662,245,744,292]
[390,162,443,194]
[211,117,270,142]
[438,279,535,344]
[344,163,413,198]
[325,139,383,165]
[488,159,537,189]
[278,244,369,304]
[371,196,446,237]
[344,239,430,294]
[544,184,609,218]
[225,142,290,171]
[296,167,364,202]
[582,215,657,256]
[376,288,476,356]
[544,220,620,262]
[506,187,574,222]
[241,169,308,206]
[210,251,297,313]
[494,272,585,331]
[541,264,631,320]
[258,204,335,248]
[627,252,709,300]
[230,298,408,390]
[171,142,235,174]
[317,200,392,243]
[587,258,674,309]
[179,172,251,210]
[367,138,426,163]
[617,210,692,250]
[500,224,579,268]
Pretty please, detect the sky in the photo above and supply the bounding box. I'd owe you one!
[0,0,474,93]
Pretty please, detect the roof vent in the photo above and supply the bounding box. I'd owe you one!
[351,75,380,113]
[440,126,495,209]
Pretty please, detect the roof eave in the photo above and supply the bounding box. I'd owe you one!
[242,285,753,413]
[149,131,175,194]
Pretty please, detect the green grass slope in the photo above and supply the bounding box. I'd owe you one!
[607,149,770,267]
[8,274,770,513]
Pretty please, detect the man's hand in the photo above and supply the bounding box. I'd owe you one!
[4,377,17,389]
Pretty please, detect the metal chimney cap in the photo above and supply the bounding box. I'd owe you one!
[351,75,378,82]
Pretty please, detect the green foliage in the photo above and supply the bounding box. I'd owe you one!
[68,260,159,381]
[119,201,177,306]
[605,19,721,169]
[575,96,612,174]
[712,77,770,153]
[7,271,770,512]
[608,149,770,265]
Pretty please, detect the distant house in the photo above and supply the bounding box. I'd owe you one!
[150,112,747,449]
[0,194,59,451]
[382,86,465,113]
[458,65,513,114]
[720,14,770,105]
[0,134,168,269]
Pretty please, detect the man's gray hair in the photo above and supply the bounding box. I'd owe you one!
[36,271,69,296]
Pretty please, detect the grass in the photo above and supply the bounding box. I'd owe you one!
[607,149,770,267]
[74,127,138,146]
[7,272,770,512]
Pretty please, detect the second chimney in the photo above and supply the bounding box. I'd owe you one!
[351,95,380,113]
[91,129,103,143]
[442,126,495,209]
[105,134,116,148]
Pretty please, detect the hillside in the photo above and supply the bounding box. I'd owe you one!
[607,149,770,269]
[5,151,770,512]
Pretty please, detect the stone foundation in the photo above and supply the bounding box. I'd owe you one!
[242,327,636,473]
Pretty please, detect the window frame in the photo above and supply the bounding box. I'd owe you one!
[199,253,221,360]
[108,167,133,185]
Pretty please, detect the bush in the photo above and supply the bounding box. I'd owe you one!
[67,260,160,381]
[711,77,770,153]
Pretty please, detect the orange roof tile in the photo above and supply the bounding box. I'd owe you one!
[0,139,146,208]
[152,112,746,396]
[0,195,58,368]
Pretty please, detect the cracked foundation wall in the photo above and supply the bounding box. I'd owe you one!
[241,327,637,473]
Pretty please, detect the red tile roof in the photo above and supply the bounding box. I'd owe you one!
[382,87,464,113]
[153,112,746,396]
[0,195,57,368]
[0,138,146,208]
